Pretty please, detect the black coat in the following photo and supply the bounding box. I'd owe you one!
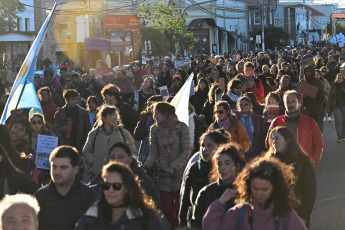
[193,179,236,229]
[179,160,211,227]
[35,177,97,230]
[118,101,139,135]
[190,91,208,115]
[1,172,37,198]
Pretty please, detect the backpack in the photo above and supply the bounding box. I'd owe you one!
[236,204,288,230]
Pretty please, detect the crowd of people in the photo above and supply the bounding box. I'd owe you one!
[1,44,345,230]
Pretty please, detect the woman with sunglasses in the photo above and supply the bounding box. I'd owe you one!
[76,162,162,230]
[179,129,231,227]
[221,79,243,110]
[209,100,251,157]
[265,126,316,228]
[232,96,261,161]
[193,144,245,229]
[203,157,307,230]
[29,113,59,152]
[82,105,137,177]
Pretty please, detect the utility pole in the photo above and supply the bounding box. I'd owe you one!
[261,1,266,52]
[306,10,309,46]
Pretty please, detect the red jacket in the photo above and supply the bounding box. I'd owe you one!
[265,113,323,166]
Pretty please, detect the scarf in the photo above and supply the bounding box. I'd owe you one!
[227,91,242,103]
[156,114,178,157]
[216,117,231,130]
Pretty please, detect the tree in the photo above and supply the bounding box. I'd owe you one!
[0,0,25,35]
[138,0,194,56]
[253,25,290,50]
[326,21,345,35]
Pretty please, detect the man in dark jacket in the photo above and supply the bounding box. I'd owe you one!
[301,65,326,125]
[54,89,91,152]
[35,146,97,230]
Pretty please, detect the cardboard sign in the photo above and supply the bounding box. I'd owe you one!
[35,135,58,170]
[159,86,170,99]
[219,78,225,92]
[300,81,318,99]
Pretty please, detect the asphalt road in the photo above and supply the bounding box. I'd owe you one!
[311,121,345,230]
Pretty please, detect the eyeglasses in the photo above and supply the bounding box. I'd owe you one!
[100,181,123,191]
[214,110,225,114]
[240,103,249,106]
[31,120,43,125]
[250,167,275,178]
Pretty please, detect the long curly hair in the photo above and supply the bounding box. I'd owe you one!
[209,143,245,183]
[234,157,296,218]
[97,162,159,225]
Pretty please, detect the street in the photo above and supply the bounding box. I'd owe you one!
[311,121,345,229]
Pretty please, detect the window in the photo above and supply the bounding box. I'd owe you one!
[254,11,261,25]
[25,18,30,31]
[17,18,21,31]
[249,11,251,25]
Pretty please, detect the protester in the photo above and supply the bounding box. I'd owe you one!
[76,162,163,230]
[55,89,91,152]
[0,145,37,198]
[209,100,251,156]
[0,194,40,230]
[192,144,245,229]
[203,157,307,230]
[35,145,97,230]
[101,84,139,134]
[37,87,57,125]
[265,126,316,228]
[233,96,261,161]
[179,129,231,227]
[327,73,345,142]
[267,90,324,166]
[82,105,137,175]
[190,78,209,115]
[143,102,190,228]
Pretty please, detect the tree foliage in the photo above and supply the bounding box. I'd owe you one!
[0,0,25,34]
[253,25,290,50]
[138,0,194,56]
[326,22,345,35]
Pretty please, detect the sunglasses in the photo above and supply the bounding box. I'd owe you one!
[31,120,43,125]
[40,92,48,96]
[250,167,275,178]
[100,181,123,191]
[240,103,249,106]
[215,110,225,114]
[235,86,242,90]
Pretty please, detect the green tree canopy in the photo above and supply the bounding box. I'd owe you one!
[253,25,290,50]
[138,0,194,56]
[0,0,25,34]
[326,22,345,35]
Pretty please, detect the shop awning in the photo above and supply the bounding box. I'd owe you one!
[188,18,217,29]
[228,31,239,39]
[84,37,110,50]
[238,35,250,43]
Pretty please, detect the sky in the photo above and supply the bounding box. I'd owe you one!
[279,0,345,8]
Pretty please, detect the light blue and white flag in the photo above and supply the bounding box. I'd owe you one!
[0,3,57,124]
[170,73,194,126]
